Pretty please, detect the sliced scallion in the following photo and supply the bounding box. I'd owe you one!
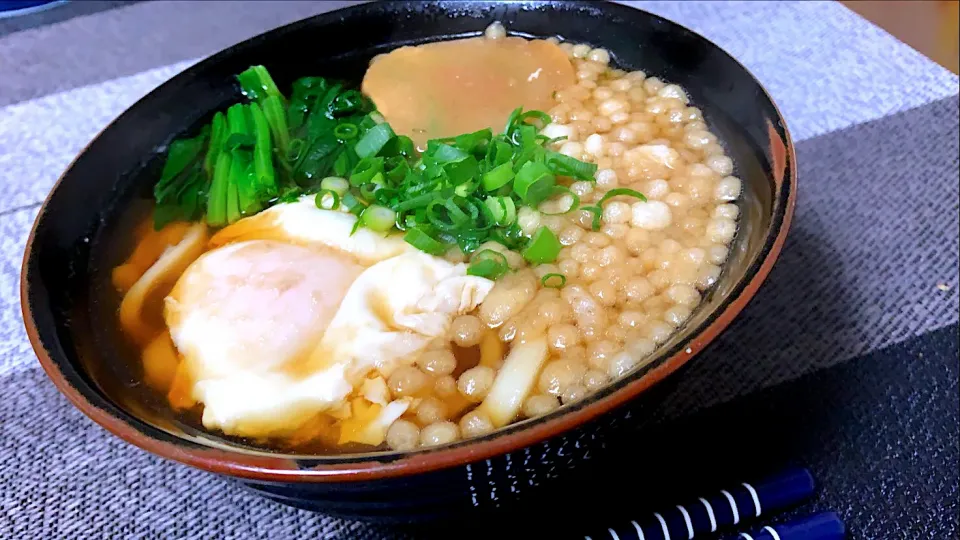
[482,162,515,191]
[155,63,606,282]
[355,123,395,158]
[350,156,384,186]
[467,249,510,279]
[522,226,561,264]
[341,192,366,217]
[513,161,556,206]
[541,273,567,288]
[334,122,359,140]
[360,204,396,232]
[539,186,581,216]
[404,227,448,255]
[358,182,381,201]
[584,188,647,230]
[320,176,350,195]
[545,151,598,181]
[595,188,648,206]
[315,189,341,211]
[484,196,517,226]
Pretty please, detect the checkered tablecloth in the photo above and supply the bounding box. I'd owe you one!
[1,2,957,538]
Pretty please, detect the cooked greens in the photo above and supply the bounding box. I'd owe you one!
[153,65,606,266]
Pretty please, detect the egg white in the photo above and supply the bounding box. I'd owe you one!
[307,250,494,380]
[208,195,413,265]
[164,203,494,438]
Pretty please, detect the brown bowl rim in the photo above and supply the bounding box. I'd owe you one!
[21,2,798,483]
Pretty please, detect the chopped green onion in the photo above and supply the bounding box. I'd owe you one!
[384,157,409,183]
[482,162,515,191]
[355,123,395,158]
[582,205,603,231]
[467,249,510,279]
[454,177,481,197]
[473,249,508,265]
[546,151,598,180]
[514,161,556,206]
[394,191,444,212]
[585,188,647,229]
[426,199,467,231]
[358,182,381,201]
[360,204,397,232]
[595,188,648,206]
[332,90,368,115]
[468,259,505,279]
[430,143,470,165]
[315,189,341,210]
[155,68,604,280]
[539,186,581,215]
[350,156,384,186]
[383,135,416,159]
[484,196,517,226]
[341,192,366,216]
[513,110,552,130]
[371,171,387,186]
[541,273,567,288]
[334,122,359,140]
[452,128,492,153]
[320,176,350,195]
[404,227,448,255]
[522,226,562,264]
[502,107,522,135]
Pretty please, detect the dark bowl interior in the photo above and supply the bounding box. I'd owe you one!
[21,0,794,521]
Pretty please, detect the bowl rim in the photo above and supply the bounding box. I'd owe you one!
[21,0,797,483]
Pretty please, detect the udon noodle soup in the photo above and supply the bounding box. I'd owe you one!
[112,23,741,453]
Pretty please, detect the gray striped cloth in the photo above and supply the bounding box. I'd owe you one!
[1,1,957,538]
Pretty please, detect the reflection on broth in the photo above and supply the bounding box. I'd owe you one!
[112,24,742,454]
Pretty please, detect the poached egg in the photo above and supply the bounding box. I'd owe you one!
[163,198,494,438]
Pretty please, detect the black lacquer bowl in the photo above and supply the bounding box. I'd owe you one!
[21,1,795,523]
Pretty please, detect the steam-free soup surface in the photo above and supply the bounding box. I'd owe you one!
[363,36,575,148]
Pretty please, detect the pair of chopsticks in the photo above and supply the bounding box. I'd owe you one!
[584,467,845,540]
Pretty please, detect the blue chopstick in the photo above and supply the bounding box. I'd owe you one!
[585,467,815,540]
[722,512,846,540]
